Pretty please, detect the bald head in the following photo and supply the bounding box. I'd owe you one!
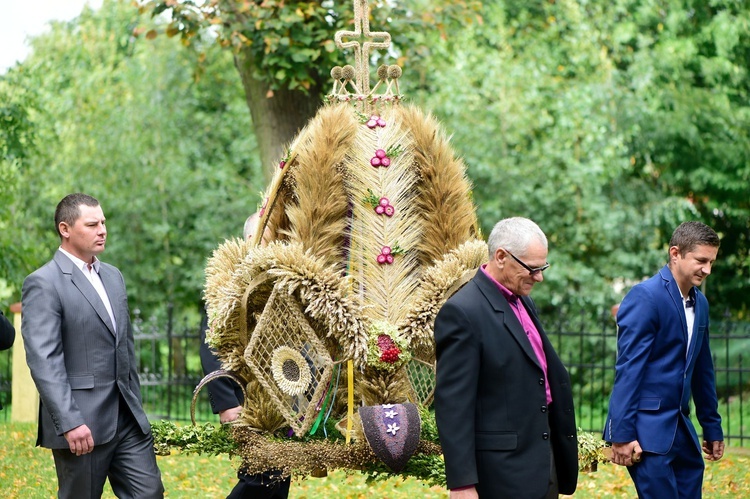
[244,211,272,245]
[243,212,261,241]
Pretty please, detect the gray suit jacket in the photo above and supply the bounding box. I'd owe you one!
[21,250,150,449]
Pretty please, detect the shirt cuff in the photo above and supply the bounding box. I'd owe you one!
[450,485,476,491]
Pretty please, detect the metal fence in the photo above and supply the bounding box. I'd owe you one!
[2,312,749,446]
[547,310,750,447]
[130,312,214,423]
[0,312,216,425]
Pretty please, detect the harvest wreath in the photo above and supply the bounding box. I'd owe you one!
[187,0,488,483]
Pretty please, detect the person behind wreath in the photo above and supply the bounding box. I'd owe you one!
[199,211,291,499]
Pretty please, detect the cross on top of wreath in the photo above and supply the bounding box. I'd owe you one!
[330,0,403,109]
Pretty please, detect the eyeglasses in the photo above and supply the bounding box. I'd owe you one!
[504,249,550,276]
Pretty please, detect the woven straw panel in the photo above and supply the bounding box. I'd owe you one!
[245,285,334,436]
[406,357,436,406]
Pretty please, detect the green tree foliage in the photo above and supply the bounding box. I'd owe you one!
[140,0,482,173]
[605,0,750,315]
[413,0,749,318]
[0,0,263,316]
[1,0,747,321]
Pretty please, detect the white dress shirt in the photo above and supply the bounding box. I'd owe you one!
[59,247,117,333]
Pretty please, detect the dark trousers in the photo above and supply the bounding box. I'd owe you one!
[51,402,163,499]
[227,470,291,499]
[546,448,559,499]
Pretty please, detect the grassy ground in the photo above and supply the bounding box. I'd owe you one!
[1,422,748,498]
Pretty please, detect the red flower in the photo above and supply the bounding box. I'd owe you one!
[380,347,401,364]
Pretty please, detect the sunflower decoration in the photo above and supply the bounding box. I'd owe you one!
[271,346,313,397]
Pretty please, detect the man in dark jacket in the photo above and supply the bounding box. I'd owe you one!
[0,309,15,410]
[434,217,578,498]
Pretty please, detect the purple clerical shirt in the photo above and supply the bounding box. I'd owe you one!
[481,264,552,404]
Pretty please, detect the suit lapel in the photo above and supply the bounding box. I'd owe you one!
[55,251,116,337]
[473,271,541,369]
[660,266,688,345]
[98,264,122,341]
[685,291,706,367]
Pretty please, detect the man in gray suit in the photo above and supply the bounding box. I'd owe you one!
[22,193,163,498]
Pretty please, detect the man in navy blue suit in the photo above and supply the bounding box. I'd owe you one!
[605,221,724,498]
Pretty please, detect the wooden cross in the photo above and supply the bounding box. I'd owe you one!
[335,0,391,96]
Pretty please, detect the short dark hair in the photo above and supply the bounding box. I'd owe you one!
[669,221,720,256]
[55,193,100,238]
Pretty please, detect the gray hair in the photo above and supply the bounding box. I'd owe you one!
[487,217,548,259]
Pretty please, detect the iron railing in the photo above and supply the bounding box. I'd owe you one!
[2,311,749,447]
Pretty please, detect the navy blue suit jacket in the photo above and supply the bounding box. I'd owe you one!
[604,265,723,453]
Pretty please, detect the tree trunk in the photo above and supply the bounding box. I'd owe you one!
[234,47,325,181]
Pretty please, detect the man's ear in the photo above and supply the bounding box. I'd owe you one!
[668,245,680,262]
[494,247,507,266]
[59,222,70,239]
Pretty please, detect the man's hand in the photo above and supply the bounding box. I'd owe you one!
[64,424,94,456]
[219,405,242,424]
[611,440,642,466]
[703,440,724,461]
[450,486,478,499]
